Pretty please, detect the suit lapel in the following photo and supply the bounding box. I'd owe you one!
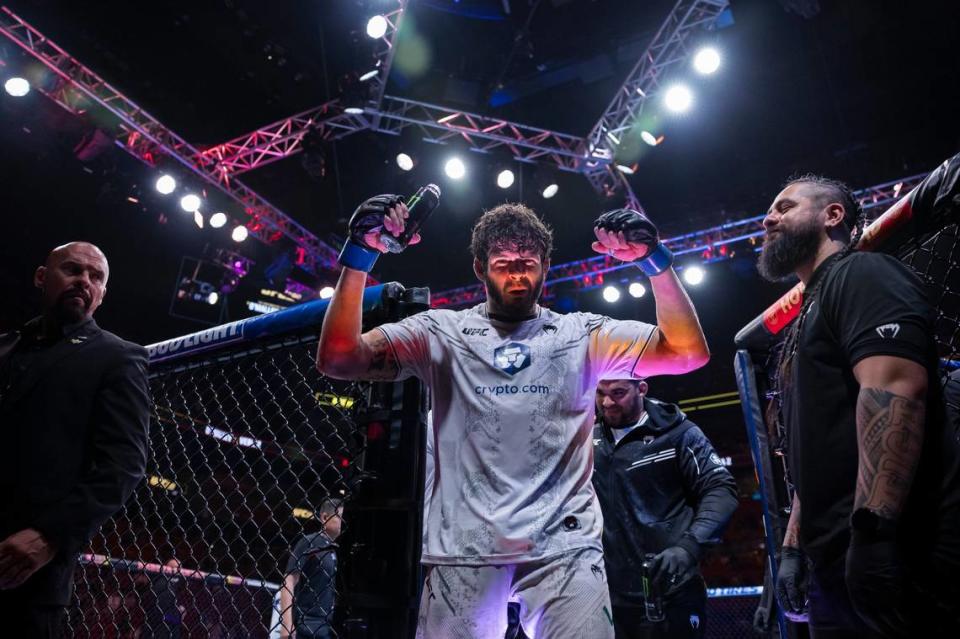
[2,320,104,407]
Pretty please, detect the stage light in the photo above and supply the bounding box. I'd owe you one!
[640,130,658,146]
[366,15,388,39]
[628,282,647,298]
[664,84,693,113]
[542,183,559,199]
[344,107,365,115]
[683,265,705,286]
[496,169,515,189]
[4,77,29,97]
[693,47,721,75]
[194,211,204,229]
[210,212,228,228]
[319,286,335,299]
[359,69,379,82]
[207,291,219,305]
[602,285,621,303]
[396,153,414,171]
[444,157,465,180]
[232,225,249,242]
[180,193,201,213]
[615,164,636,175]
[155,174,177,195]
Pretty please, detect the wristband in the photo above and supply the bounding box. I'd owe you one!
[634,243,674,276]
[338,238,380,273]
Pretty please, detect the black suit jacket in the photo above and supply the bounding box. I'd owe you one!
[0,317,151,604]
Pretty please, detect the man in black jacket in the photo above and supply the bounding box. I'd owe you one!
[593,379,738,639]
[0,242,151,637]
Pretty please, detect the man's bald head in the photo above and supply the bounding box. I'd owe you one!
[35,242,110,323]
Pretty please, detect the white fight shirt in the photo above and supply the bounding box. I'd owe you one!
[379,304,655,565]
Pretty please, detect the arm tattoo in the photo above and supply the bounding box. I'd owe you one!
[854,387,925,520]
[364,330,400,381]
[783,493,801,548]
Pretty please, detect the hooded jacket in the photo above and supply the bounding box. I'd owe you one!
[592,397,738,604]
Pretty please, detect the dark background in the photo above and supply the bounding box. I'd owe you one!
[2,0,959,587]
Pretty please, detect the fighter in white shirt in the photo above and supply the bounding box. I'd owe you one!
[318,199,709,639]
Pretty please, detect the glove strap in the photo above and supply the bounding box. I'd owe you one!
[634,243,674,277]
[338,238,380,273]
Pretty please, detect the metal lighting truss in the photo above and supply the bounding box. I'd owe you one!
[429,173,927,308]
[0,6,341,276]
[582,0,730,204]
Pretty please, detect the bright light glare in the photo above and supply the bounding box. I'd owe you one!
[542,183,559,199]
[640,131,658,146]
[664,85,693,113]
[496,169,515,189]
[396,153,414,171]
[210,212,228,228]
[444,157,466,180]
[693,47,721,75]
[628,282,647,298]
[155,174,177,194]
[4,77,30,97]
[231,225,249,242]
[180,194,201,212]
[602,285,621,303]
[194,211,204,229]
[683,265,705,286]
[366,15,388,39]
[319,286,335,299]
[207,291,219,305]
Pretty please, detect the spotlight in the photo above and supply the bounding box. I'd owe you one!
[628,282,646,298]
[344,106,365,115]
[180,194,201,212]
[693,47,721,75]
[602,285,621,303]
[319,286,335,299]
[664,85,693,113]
[4,77,30,97]
[207,291,219,306]
[210,212,228,228]
[682,265,705,286]
[640,131,659,146]
[496,169,515,189]
[396,153,414,171]
[542,183,559,199]
[155,174,177,195]
[231,225,249,242]
[366,15,388,39]
[194,211,204,229]
[358,69,379,82]
[444,157,465,180]
[615,164,636,175]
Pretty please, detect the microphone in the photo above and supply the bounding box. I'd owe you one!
[382,184,441,254]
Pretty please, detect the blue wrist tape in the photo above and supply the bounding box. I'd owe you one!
[338,238,380,273]
[635,243,674,277]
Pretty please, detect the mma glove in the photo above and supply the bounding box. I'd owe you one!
[594,208,673,276]
[649,545,696,589]
[338,193,404,272]
[775,546,808,621]
[845,528,912,638]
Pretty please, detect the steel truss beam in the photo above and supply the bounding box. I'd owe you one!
[429,173,927,308]
[0,6,341,276]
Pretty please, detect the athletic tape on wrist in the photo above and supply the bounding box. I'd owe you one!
[338,238,380,272]
[634,243,673,276]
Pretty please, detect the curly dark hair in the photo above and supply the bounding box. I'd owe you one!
[469,203,553,265]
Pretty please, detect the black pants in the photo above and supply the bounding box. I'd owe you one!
[0,589,65,639]
[612,577,707,639]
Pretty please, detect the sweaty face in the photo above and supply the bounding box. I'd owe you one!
[36,243,109,324]
[478,247,546,319]
[596,380,646,428]
[758,184,826,282]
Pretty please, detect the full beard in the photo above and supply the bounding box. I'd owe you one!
[484,274,545,320]
[757,223,822,282]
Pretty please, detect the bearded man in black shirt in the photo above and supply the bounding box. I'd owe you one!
[759,174,960,637]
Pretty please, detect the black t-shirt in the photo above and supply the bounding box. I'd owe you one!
[286,532,338,631]
[785,252,960,567]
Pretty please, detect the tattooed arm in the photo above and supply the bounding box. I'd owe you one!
[317,267,399,380]
[783,492,801,549]
[851,355,927,520]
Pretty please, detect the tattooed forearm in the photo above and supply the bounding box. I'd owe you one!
[854,387,925,520]
[364,331,400,381]
[783,493,801,548]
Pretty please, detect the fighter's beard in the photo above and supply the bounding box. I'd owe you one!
[757,223,822,282]
[484,275,544,321]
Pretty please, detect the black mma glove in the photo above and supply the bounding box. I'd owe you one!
[593,208,673,276]
[649,546,695,589]
[775,546,808,620]
[338,193,404,272]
